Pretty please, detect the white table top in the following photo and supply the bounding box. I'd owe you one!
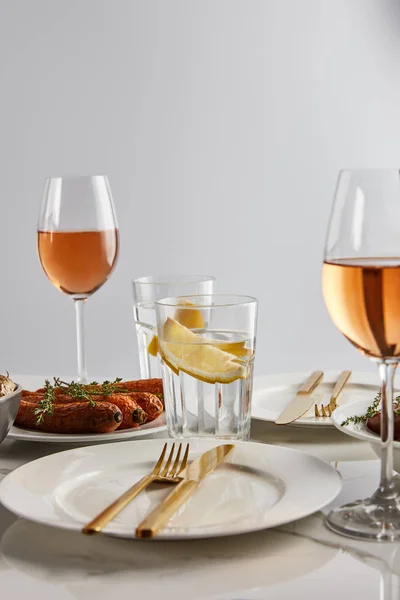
[1,413,399,599]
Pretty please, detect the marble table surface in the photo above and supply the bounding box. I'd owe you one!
[1,416,400,600]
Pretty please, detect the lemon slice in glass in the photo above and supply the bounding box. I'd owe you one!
[147,335,159,357]
[159,318,247,384]
[147,301,204,358]
[213,340,252,358]
[173,300,205,329]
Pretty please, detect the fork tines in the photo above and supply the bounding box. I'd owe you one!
[314,370,352,418]
[158,443,190,479]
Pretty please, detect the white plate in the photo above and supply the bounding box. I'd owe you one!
[331,399,383,444]
[0,438,342,540]
[331,399,400,474]
[7,374,167,443]
[252,371,381,428]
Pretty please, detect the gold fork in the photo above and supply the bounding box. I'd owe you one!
[82,442,189,535]
[314,370,352,417]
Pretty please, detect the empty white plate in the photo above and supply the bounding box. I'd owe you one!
[252,371,381,428]
[0,438,342,540]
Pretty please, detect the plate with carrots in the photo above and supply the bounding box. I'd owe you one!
[7,375,167,443]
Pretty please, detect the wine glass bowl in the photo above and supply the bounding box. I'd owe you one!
[322,258,400,360]
[37,175,119,381]
[38,229,119,298]
[322,169,400,540]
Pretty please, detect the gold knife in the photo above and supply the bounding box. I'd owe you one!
[329,370,352,410]
[275,370,324,425]
[136,444,234,539]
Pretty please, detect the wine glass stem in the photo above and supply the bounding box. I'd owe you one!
[374,361,398,503]
[74,298,87,383]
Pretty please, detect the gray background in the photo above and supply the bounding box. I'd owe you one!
[1,0,400,379]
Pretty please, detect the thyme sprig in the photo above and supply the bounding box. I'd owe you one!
[34,379,56,424]
[34,377,125,425]
[341,390,400,427]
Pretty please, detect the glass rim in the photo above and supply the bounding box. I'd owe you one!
[338,168,400,174]
[155,294,257,308]
[44,174,109,182]
[133,274,216,286]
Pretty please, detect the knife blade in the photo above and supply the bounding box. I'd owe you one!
[275,370,324,425]
[135,443,234,538]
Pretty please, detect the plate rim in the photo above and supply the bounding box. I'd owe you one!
[0,438,342,540]
[251,370,382,428]
[7,417,167,443]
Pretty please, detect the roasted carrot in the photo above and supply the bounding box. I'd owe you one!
[113,379,164,399]
[98,394,147,429]
[22,392,148,430]
[15,399,123,433]
[127,392,163,422]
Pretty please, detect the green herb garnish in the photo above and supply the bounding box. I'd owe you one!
[34,377,125,425]
[341,390,400,427]
[34,379,56,424]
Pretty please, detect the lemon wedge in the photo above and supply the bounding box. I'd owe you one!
[147,335,159,357]
[173,300,205,330]
[213,340,252,358]
[159,318,247,384]
[147,301,205,358]
[148,334,179,374]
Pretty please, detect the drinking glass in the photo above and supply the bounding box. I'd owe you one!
[38,175,119,382]
[132,275,215,379]
[322,169,400,540]
[155,294,257,440]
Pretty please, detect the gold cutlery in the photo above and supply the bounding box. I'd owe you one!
[136,443,234,539]
[314,370,352,417]
[82,442,189,535]
[275,370,324,425]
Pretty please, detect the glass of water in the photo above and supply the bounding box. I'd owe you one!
[155,294,257,440]
[132,275,215,379]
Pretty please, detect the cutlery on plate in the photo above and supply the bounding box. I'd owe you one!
[136,443,235,539]
[275,370,324,425]
[314,370,352,417]
[82,442,189,535]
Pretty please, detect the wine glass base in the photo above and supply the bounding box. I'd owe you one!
[326,497,400,541]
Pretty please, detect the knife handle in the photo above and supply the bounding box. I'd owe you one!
[297,370,324,395]
[330,370,351,406]
[136,479,198,539]
[82,474,155,535]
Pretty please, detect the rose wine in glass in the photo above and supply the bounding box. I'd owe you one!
[38,176,119,382]
[322,169,400,540]
[323,259,400,359]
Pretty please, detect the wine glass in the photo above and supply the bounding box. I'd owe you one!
[38,175,119,383]
[322,169,400,540]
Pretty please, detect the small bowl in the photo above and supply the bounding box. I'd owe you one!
[331,399,400,473]
[0,384,22,445]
